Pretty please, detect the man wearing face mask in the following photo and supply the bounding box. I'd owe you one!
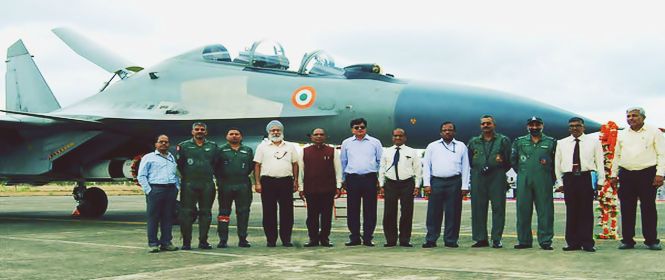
[510,117,557,250]
[253,120,299,247]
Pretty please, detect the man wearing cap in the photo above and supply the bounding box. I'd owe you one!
[138,134,180,253]
[379,128,421,247]
[176,122,221,250]
[216,128,254,248]
[340,118,383,246]
[510,116,557,250]
[554,117,605,252]
[467,115,512,249]
[298,128,342,247]
[254,120,299,247]
[610,107,664,250]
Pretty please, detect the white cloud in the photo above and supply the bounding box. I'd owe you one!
[1,0,664,126]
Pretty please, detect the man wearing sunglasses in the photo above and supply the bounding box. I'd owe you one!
[340,118,383,246]
[138,135,180,253]
[253,120,299,247]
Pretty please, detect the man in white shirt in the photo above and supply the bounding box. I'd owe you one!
[554,117,605,252]
[610,107,664,250]
[422,121,471,248]
[379,128,422,247]
[253,120,299,247]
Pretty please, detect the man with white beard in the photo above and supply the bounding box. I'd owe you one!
[253,120,300,247]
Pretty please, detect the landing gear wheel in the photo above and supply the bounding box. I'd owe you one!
[76,186,108,218]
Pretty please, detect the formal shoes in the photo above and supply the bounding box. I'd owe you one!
[582,246,596,252]
[540,244,553,250]
[320,241,334,247]
[514,244,532,249]
[267,242,277,247]
[646,243,662,251]
[304,241,319,247]
[422,242,437,248]
[283,242,294,247]
[444,242,459,248]
[400,242,414,247]
[238,239,251,248]
[160,244,179,251]
[383,243,397,247]
[562,246,581,251]
[471,240,489,248]
[345,240,362,246]
[492,241,503,249]
[217,242,228,248]
[180,245,191,250]
[363,241,375,247]
[148,246,160,253]
[618,243,635,250]
[198,242,213,250]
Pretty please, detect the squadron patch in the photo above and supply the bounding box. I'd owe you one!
[291,86,316,109]
[187,158,194,165]
[520,155,527,162]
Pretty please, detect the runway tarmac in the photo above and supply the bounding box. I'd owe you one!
[1,195,663,279]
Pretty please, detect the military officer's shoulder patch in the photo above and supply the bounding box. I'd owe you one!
[516,135,529,141]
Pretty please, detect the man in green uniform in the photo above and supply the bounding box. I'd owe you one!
[468,115,511,249]
[216,127,254,248]
[176,122,220,250]
[510,116,557,250]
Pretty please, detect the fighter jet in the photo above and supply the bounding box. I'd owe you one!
[1,28,596,217]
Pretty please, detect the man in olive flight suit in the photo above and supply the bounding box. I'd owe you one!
[510,116,557,250]
[176,122,221,250]
[216,127,254,248]
[468,115,512,249]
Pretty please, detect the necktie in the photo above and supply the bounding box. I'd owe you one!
[572,138,581,173]
[393,147,400,180]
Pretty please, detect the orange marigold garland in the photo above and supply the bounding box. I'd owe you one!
[596,121,619,239]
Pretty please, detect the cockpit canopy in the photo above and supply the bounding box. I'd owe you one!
[199,40,395,81]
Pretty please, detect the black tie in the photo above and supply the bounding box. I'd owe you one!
[572,138,581,173]
[393,147,400,180]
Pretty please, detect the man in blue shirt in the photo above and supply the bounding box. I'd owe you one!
[422,121,471,248]
[340,118,383,246]
[137,134,180,253]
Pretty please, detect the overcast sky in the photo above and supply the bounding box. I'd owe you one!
[1,0,664,127]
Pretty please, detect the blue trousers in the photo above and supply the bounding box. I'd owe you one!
[146,185,178,246]
[346,173,378,242]
[425,176,462,244]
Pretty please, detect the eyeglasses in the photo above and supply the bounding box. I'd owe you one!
[353,126,366,130]
[568,124,584,128]
[157,141,169,144]
[274,151,287,159]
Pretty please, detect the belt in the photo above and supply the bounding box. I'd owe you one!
[385,177,414,183]
[432,174,461,180]
[261,176,293,180]
[563,171,592,176]
[150,183,176,188]
[346,172,377,178]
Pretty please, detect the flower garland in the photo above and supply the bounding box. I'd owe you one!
[596,121,619,239]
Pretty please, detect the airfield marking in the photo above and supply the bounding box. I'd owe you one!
[0,216,604,241]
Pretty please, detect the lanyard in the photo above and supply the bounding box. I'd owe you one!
[441,140,456,153]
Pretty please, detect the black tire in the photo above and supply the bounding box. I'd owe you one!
[78,187,108,218]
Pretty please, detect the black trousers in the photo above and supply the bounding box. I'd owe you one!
[383,178,415,244]
[260,176,294,244]
[562,172,595,248]
[305,192,335,242]
[346,173,378,242]
[618,166,660,245]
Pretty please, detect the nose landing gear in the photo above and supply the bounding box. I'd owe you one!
[72,182,108,218]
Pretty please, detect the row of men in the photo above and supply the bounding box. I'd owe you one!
[136,106,664,253]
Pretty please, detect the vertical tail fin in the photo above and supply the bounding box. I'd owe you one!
[5,39,60,113]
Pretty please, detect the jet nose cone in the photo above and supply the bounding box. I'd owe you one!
[394,83,598,147]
